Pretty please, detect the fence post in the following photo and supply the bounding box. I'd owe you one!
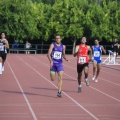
[41,41,44,54]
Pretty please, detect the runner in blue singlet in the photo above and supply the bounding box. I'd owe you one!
[92,39,106,82]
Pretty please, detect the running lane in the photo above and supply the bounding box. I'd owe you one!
[0,57,36,120]
[7,54,99,120]
[29,54,120,120]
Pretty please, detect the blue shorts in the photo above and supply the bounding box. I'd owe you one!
[93,59,102,64]
[50,64,64,73]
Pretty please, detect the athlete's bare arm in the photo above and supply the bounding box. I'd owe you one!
[101,45,106,54]
[74,45,79,57]
[91,46,94,52]
[88,46,92,61]
[62,45,68,61]
[47,44,54,64]
[5,40,9,49]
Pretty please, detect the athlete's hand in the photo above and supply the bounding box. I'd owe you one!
[65,58,68,62]
[66,59,68,62]
[78,49,81,53]
[50,62,53,69]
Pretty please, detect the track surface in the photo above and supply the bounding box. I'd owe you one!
[0,54,120,120]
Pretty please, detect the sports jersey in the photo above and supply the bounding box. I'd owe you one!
[77,45,89,64]
[93,45,102,63]
[0,40,5,53]
[113,41,119,48]
[0,39,7,53]
[51,42,63,64]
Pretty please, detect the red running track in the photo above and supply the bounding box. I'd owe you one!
[0,54,120,120]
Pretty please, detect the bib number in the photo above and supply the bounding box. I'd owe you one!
[94,51,100,57]
[0,45,4,51]
[78,57,86,64]
[53,51,62,59]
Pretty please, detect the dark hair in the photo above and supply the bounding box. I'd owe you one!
[1,32,7,39]
[55,34,61,37]
[94,38,99,41]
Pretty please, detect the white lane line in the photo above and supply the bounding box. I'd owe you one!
[39,56,120,86]
[63,64,120,86]
[17,55,99,120]
[50,55,120,77]
[40,117,92,119]
[7,60,38,120]
[30,56,120,102]
[64,73,120,103]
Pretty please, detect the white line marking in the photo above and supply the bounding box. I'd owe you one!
[58,55,120,75]
[41,55,120,78]
[30,56,120,102]
[40,117,91,119]
[7,61,38,120]
[63,64,120,87]
[64,73,120,102]
[17,55,99,120]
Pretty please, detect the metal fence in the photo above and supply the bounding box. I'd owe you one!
[9,44,117,54]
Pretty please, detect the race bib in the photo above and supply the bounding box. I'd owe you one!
[94,51,100,57]
[78,57,86,64]
[0,45,4,51]
[53,51,62,59]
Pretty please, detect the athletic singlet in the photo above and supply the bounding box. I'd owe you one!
[0,40,5,53]
[51,42,63,64]
[0,39,7,53]
[93,45,102,60]
[77,45,89,64]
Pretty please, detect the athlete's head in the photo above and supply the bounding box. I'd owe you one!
[81,37,86,44]
[94,39,99,45]
[55,34,61,44]
[1,32,6,39]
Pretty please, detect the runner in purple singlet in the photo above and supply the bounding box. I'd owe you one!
[47,34,68,97]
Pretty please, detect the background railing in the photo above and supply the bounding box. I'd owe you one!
[9,44,118,54]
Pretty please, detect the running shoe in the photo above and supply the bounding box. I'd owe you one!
[78,87,82,93]
[95,79,98,82]
[84,78,90,86]
[92,76,95,81]
[57,91,62,97]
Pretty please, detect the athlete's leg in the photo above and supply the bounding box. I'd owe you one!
[84,65,89,79]
[78,72,82,85]
[77,72,82,92]
[84,64,90,86]
[95,63,101,81]
[0,57,3,74]
[77,65,83,92]
[57,71,63,93]
[116,49,118,58]
[77,65,83,86]
[93,60,97,76]
[50,71,56,81]
[2,53,7,71]
[50,65,56,81]
[57,64,64,97]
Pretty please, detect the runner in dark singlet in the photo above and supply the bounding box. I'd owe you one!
[0,33,9,74]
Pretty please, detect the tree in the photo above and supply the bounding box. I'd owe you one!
[0,0,39,42]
